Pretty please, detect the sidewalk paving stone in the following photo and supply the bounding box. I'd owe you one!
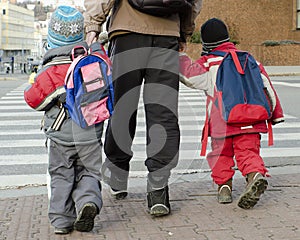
[0,173,299,240]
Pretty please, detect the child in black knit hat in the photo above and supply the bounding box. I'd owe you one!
[179,18,284,209]
[200,17,230,55]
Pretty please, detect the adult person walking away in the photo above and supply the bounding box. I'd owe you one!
[84,0,202,217]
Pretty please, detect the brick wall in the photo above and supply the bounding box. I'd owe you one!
[187,0,300,65]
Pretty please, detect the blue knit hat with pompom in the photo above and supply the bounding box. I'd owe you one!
[47,5,84,49]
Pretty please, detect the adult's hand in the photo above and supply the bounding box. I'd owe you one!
[179,42,187,52]
[86,31,98,46]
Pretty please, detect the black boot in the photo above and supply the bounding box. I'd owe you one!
[147,186,170,217]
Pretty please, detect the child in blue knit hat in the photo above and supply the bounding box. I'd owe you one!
[25,5,103,234]
[46,5,84,49]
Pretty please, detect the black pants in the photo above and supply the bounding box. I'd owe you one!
[104,33,180,190]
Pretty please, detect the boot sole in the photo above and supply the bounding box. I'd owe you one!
[218,195,233,204]
[149,204,170,217]
[218,185,232,204]
[74,203,97,232]
[54,227,73,234]
[110,189,128,200]
[237,178,268,209]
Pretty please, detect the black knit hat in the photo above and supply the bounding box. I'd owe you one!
[201,18,230,54]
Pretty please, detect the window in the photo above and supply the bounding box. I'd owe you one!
[297,0,300,29]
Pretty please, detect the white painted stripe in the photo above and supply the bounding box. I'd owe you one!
[179,92,204,95]
[0,118,204,127]
[0,154,47,165]
[272,122,300,128]
[10,90,26,92]
[272,81,300,88]
[135,125,202,132]
[41,147,299,162]
[261,132,300,141]
[0,129,43,135]
[130,132,300,145]
[0,174,47,188]
[137,113,296,122]
[179,97,205,101]
[261,147,300,157]
[6,93,24,96]
[0,147,298,167]
[282,114,297,119]
[0,112,42,117]
[137,114,297,123]
[1,96,25,100]
[0,118,298,129]
[0,139,45,147]
[0,119,40,126]
[0,105,32,110]
[128,147,300,160]
[0,100,26,104]
[138,100,206,105]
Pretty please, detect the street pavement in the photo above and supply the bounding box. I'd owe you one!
[0,171,299,240]
[0,67,300,240]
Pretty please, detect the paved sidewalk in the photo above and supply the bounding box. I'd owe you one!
[0,172,299,240]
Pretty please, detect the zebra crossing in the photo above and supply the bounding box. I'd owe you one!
[0,82,300,189]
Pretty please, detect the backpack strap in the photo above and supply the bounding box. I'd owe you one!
[229,50,245,75]
[267,120,274,146]
[200,95,214,156]
[65,53,85,88]
[210,50,245,74]
[200,110,209,156]
[71,45,88,60]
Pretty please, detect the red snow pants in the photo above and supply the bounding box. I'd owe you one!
[206,133,268,185]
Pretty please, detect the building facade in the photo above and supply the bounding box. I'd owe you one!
[0,1,35,73]
[187,0,300,65]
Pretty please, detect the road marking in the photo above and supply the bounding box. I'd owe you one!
[0,112,42,117]
[272,81,300,88]
[0,174,47,188]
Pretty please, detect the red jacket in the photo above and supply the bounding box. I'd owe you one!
[179,42,284,141]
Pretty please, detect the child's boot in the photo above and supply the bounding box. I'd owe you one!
[237,172,268,209]
[218,179,232,204]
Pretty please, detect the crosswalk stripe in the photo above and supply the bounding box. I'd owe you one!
[5,92,24,96]
[0,154,47,165]
[0,119,41,125]
[0,122,300,143]
[1,96,25,100]
[0,105,32,110]
[1,147,299,166]
[0,175,47,188]
[272,81,300,88]
[0,100,26,104]
[0,112,42,117]
[0,130,44,135]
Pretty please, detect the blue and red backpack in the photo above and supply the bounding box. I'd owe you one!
[201,50,273,156]
[64,42,114,129]
[212,50,272,125]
